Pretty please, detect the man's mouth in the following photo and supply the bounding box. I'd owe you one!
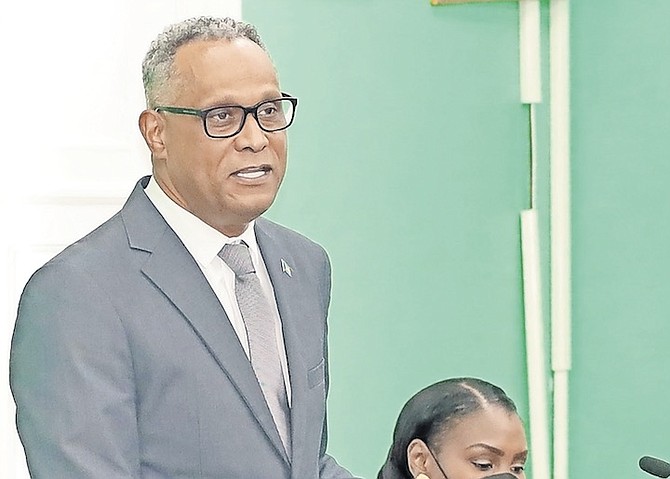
[232,165,271,180]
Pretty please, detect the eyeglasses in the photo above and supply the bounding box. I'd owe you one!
[155,93,298,139]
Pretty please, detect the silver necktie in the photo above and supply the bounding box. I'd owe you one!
[218,242,291,456]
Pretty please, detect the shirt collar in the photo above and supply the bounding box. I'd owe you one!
[143,176,260,267]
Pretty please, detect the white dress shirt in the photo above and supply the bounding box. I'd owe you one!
[144,177,291,403]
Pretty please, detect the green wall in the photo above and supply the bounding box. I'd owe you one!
[571,1,670,478]
[244,1,545,477]
[244,1,670,478]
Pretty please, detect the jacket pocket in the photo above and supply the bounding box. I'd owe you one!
[307,358,325,389]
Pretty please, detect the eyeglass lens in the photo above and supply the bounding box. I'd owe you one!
[205,99,294,137]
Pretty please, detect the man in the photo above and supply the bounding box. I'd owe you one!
[10,16,354,479]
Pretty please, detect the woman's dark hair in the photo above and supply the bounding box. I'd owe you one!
[377,377,519,479]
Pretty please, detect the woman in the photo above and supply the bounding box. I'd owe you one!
[377,377,528,479]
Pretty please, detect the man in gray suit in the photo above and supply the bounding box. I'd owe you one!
[10,16,354,479]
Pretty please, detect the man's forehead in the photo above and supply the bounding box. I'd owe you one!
[173,38,275,81]
[169,38,280,106]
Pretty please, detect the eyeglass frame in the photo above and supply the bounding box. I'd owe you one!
[154,92,298,139]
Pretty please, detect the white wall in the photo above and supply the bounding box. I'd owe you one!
[0,1,242,476]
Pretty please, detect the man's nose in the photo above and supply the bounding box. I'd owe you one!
[234,112,269,151]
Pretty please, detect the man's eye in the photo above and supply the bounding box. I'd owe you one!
[259,105,279,116]
[472,462,493,470]
[212,111,231,121]
[208,108,238,123]
[512,464,526,474]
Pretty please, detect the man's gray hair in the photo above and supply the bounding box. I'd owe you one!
[142,16,266,109]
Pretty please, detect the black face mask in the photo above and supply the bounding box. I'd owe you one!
[426,445,519,479]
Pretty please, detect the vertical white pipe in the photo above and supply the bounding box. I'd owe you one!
[519,0,542,104]
[520,209,551,479]
[519,2,551,477]
[550,1,571,479]
[553,371,569,479]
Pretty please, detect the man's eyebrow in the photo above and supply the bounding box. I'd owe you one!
[206,91,283,108]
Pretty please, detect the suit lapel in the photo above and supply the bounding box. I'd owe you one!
[122,179,289,464]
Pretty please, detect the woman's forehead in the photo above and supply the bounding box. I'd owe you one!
[440,406,527,452]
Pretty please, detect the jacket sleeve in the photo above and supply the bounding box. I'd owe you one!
[10,261,141,478]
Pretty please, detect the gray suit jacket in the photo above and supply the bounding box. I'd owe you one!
[10,177,353,479]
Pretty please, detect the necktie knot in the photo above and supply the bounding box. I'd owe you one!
[219,242,255,277]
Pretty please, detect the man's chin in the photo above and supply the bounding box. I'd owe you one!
[225,201,275,230]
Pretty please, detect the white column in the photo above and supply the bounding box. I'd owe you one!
[550,2,572,479]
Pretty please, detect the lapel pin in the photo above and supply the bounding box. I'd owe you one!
[280,259,293,277]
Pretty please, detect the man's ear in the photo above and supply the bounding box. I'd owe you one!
[139,109,167,160]
[407,439,431,478]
